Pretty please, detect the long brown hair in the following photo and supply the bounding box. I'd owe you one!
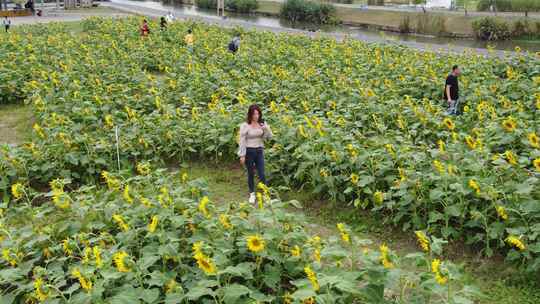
[246,104,263,124]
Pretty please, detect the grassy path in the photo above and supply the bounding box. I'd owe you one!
[0,104,32,145]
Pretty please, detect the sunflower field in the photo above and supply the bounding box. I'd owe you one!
[0,16,539,302]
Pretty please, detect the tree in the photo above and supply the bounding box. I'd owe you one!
[512,0,540,17]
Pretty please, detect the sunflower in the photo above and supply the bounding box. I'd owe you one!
[528,133,539,148]
[533,158,540,172]
[148,215,159,233]
[468,179,480,195]
[496,206,508,221]
[504,150,517,166]
[304,266,320,292]
[431,259,447,285]
[113,251,130,272]
[290,245,301,257]
[195,253,216,275]
[373,191,384,204]
[505,235,526,251]
[11,183,24,200]
[350,173,359,185]
[465,136,476,150]
[136,162,151,175]
[502,117,516,132]
[246,235,265,253]
[442,118,454,131]
[415,231,430,252]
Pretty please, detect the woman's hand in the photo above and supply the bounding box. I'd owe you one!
[240,156,245,165]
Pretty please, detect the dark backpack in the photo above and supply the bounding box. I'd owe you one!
[228,40,238,53]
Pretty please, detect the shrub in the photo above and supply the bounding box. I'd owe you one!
[195,0,217,9]
[368,0,385,5]
[399,15,412,33]
[226,0,259,13]
[196,0,258,13]
[415,14,447,35]
[280,0,337,24]
[476,0,512,11]
[511,0,540,17]
[472,17,512,40]
[512,19,532,37]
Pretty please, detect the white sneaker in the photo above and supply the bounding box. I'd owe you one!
[248,192,256,204]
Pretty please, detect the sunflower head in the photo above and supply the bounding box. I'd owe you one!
[502,117,516,132]
[443,118,454,130]
[350,173,359,185]
[528,133,539,148]
[196,254,216,275]
[246,235,265,253]
[533,158,540,172]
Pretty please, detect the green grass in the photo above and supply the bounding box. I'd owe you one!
[180,160,540,304]
[61,6,126,15]
[336,8,475,35]
[179,161,247,203]
[256,0,282,15]
[0,104,33,145]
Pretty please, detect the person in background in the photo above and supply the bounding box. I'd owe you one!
[444,65,461,115]
[184,29,194,50]
[140,19,150,37]
[228,34,240,54]
[3,17,11,33]
[238,104,273,204]
[160,16,167,31]
[166,11,175,23]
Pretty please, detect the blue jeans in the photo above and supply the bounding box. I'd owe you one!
[447,99,460,115]
[245,147,266,193]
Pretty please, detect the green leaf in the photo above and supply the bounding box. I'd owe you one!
[515,182,533,195]
[109,290,140,304]
[164,292,185,304]
[0,293,16,304]
[185,287,214,301]
[358,176,374,187]
[335,279,361,295]
[291,288,316,300]
[287,199,302,209]
[429,189,444,200]
[139,255,160,271]
[445,204,461,217]
[140,288,160,303]
[219,263,254,279]
[0,268,24,281]
[222,284,252,304]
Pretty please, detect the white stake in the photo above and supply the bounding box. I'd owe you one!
[115,126,121,172]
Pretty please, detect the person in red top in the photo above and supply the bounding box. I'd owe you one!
[140,19,150,37]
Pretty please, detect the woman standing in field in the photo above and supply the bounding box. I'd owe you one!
[238,104,273,204]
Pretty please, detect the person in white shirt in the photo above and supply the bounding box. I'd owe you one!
[238,104,273,204]
[165,12,175,23]
[3,17,11,33]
